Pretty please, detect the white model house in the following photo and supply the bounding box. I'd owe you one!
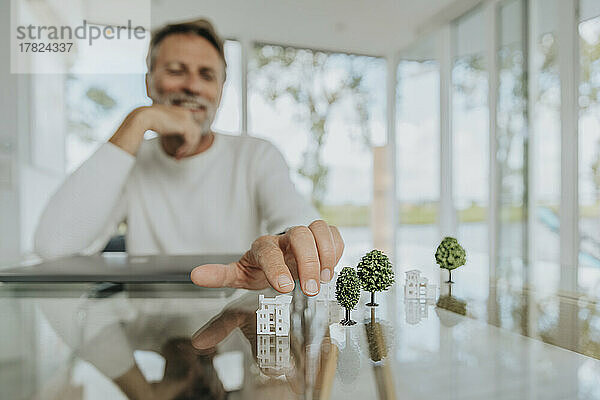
[257,334,290,372]
[404,270,436,300]
[256,294,292,336]
[405,298,431,325]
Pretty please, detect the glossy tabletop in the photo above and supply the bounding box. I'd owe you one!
[0,263,599,400]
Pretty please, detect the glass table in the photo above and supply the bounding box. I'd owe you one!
[0,263,599,400]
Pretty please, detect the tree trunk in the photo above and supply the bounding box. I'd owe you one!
[446,269,454,284]
[366,291,379,307]
[341,308,356,326]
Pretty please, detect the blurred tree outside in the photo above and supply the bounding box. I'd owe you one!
[580,29,600,207]
[66,74,118,144]
[249,44,377,211]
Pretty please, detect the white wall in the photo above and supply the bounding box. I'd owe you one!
[0,0,22,264]
[149,0,457,56]
[1,0,68,263]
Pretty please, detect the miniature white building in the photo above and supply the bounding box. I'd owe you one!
[405,298,431,325]
[315,267,339,302]
[257,334,290,372]
[319,279,336,301]
[256,294,292,336]
[404,270,436,300]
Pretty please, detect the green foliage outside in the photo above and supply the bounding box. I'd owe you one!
[356,249,394,293]
[319,203,532,227]
[67,75,118,143]
[251,44,376,210]
[336,267,361,310]
[435,237,466,271]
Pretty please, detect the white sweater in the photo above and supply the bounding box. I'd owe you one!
[34,133,319,258]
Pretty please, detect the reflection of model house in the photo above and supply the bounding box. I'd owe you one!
[315,268,341,325]
[257,335,290,372]
[404,270,436,300]
[405,298,430,325]
[256,294,292,335]
[319,280,335,301]
[316,268,339,301]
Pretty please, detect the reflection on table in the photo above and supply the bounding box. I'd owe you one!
[0,274,599,399]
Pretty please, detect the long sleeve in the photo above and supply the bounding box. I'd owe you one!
[254,142,320,235]
[34,142,136,259]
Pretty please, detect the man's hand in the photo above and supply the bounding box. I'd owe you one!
[109,105,204,159]
[190,220,344,296]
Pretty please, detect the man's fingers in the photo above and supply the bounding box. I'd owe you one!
[330,225,345,265]
[177,129,198,158]
[190,263,236,288]
[251,238,295,293]
[287,226,321,296]
[308,220,336,283]
[191,311,247,350]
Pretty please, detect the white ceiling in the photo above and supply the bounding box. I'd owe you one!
[150,0,462,57]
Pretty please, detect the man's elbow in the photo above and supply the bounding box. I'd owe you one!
[33,229,65,259]
[33,224,79,260]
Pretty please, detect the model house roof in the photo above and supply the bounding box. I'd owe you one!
[258,294,293,306]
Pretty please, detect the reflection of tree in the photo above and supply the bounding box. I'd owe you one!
[364,309,393,363]
[250,45,376,210]
[66,74,117,143]
[336,328,361,387]
[579,292,600,360]
[435,293,467,328]
[536,292,600,361]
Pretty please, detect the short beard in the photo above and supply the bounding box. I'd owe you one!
[148,77,216,136]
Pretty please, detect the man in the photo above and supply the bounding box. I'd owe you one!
[34,19,344,296]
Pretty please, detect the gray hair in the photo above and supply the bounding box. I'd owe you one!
[146,18,227,81]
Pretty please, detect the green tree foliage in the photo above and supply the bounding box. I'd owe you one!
[66,75,118,143]
[357,249,394,293]
[435,237,466,272]
[336,267,361,310]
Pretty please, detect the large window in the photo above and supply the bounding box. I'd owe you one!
[396,36,440,269]
[452,8,489,267]
[248,44,386,266]
[578,1,600,294]
[531,0,561,289]
[496,0,528,282]
[494,0,529,333]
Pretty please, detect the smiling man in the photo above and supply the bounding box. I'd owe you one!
[34,19,344,296]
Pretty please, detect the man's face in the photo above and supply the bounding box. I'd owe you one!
[147,33,225,135]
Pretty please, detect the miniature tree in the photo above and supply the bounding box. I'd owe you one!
[336,267,361,326]
[435,237,466,283]
[357,249,395,307]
